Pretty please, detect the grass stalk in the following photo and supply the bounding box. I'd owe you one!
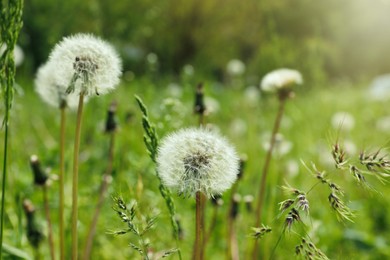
[71,93,85,260]
[252,96,287,260]
[82,131,116,260]
[59,107,66,260]
[0,98,10,257]
[43,185,55,260]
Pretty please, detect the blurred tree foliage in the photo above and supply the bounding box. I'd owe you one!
[21,0,390,85]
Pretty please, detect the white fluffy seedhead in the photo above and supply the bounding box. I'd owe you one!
[260,68,303,93]
[48,33,122,96]
[157,128,240,198]
[35,62,81,109]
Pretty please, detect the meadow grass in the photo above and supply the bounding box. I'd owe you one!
[1,76,390,259]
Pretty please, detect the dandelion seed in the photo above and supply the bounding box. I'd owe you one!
[260,68,302,93]
[48,33,122,96]
[34,62,80,109]
[156,128,240,197]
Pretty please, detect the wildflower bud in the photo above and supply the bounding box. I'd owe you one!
[237,155,247,181]
[105,101,118,133]
[23,199,44,249]
[30,155,48,186]
[194,83,206,115]
[243,195,254,212]
[230,193,241,219]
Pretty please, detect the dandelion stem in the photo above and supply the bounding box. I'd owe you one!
[59,107,66,260]
[43,185,56,260]
[252,97,286,260]
[71,93,85,260]
[82,131,116,260]
[195,191,205,260]
[227,183,239,260]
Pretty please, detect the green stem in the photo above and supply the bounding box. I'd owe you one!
[59,107,66,260]
[43,186,56,260]
[71,94,85,260]
[252,97,286,260]
[0,91,10,258]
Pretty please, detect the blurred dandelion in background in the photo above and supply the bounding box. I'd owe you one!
[331,112,355,132]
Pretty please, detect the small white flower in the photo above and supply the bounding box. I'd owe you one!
[260,68,302,92]
[34,62,81,109]
[226,59,245,76]
[331,112,355,132]
[48,33,122,96]
[156,128,240,197]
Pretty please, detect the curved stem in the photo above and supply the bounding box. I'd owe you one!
[43,186,56,260]
[82,132,115,260]
[71,94,85,260]
[252,98,286,260]
[59,107,66,260]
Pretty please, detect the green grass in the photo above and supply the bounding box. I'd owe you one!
[1,75,390,259]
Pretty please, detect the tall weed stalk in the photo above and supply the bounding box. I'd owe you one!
[0,0,23,255]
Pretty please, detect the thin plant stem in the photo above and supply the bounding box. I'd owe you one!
[0,97,10,257]
[252,97,286,260]
[227,183,239,260]
[0,0,23,255]
[82,131,116,260]
[59,107,66,260]
[194,191,205,260]
[43,185,56,260]
[71,93,85,260]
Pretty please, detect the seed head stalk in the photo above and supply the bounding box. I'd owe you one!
[59,106,66,260]
[42,185,56,260]
[71,93,85,259]
[252,91,289,260]
[195,191,205,260]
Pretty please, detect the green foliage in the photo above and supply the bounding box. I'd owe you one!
[20,0,390,84]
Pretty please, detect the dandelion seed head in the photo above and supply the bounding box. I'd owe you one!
[49,33,122,96]
[156,128,240,198]
[35,62,81,109]
[260,68,302,92]
[226,59,246,76]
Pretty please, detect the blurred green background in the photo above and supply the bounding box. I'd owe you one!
[20,0,390,85]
